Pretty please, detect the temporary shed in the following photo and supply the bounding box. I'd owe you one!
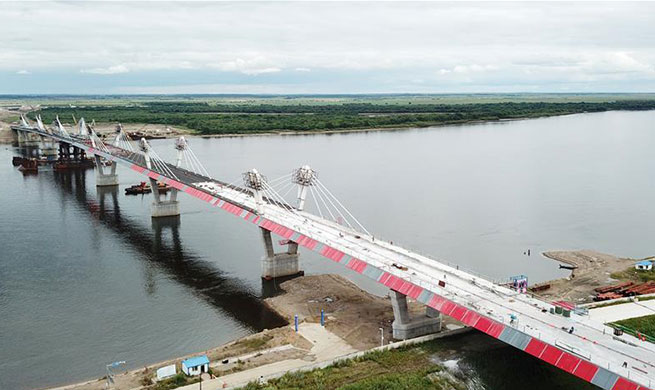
[635,261,653,271]
[181,355,209,376]
[156,364,176,380]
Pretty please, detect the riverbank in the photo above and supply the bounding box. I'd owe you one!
[6,101,655,143]
[44,274,466,390]
[534,250,639,303]
[28,98,655,137]
[0,111,564,145]
[192,115,548,139]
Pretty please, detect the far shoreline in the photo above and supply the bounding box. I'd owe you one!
[183,111,576,140]
[0,110,587,145]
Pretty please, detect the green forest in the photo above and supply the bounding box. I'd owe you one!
[34,100,655,135]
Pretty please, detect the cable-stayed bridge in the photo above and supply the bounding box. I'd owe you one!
[11,116,654,390]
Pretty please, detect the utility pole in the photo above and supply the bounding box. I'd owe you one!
[379,327,384,347]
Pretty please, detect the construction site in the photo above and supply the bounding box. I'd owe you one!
[531,250,655,304]
[46,274,468,390]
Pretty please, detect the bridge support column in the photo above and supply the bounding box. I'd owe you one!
[390,290,441,340]
[94,155,119,186]
[150,178,180,218]
[260,227,302,279]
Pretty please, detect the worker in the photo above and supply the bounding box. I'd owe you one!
[528,249,531,256]
[568,326,574,334]
[622,361,628,368]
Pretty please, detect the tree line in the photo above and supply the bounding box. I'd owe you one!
[34,100,655,135]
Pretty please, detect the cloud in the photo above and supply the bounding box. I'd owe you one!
[81,65,129,75]
[2,2,655,92]
[211,57,282,75]
[16,70,31,75]
[242,67,281,76]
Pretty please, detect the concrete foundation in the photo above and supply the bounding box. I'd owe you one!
[151,200,181,218]
[261,228,302,279]
[96,173,119,186]
[150,178,180,218]
[94,156,119,187]
[390,290,441,340]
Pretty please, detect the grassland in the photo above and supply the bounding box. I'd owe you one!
[610,267,655,283]
[236,333,596,390]
[238,346,467,390]
[5,93,655,106]
[613,314,655,340]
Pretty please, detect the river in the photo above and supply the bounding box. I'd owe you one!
[2,110,654,389]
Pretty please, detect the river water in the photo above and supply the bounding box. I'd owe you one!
[2,110,654,389]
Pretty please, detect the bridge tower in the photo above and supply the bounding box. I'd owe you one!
[85,120,119,187]
[15,114,38,144]
[389,290,442,340]
[293,165,315,211]
[244,168,303,280]
[139,138,180,218]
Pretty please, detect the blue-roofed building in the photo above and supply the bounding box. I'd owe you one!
[181,355,210,376]
[635,260,653,271]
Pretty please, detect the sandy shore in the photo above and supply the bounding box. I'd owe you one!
[534,250,635,303]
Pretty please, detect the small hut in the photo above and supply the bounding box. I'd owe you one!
[181,355,209,376]
[635,260,653,271]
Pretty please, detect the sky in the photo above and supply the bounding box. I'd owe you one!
[1,1,655,94]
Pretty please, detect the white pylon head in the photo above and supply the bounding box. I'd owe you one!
[36,115,45,131]
[293,165,316,186]
[78,117,88,136]
[243,168,266,191]
[139,137,150,153]
[175,136,187,151]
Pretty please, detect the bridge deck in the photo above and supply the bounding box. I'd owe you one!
[14,125,654,390]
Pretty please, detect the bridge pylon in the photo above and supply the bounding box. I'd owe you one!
[292,165,316,211]
[140,138,180,218]
[243,169,266,214]
[390,290,441,340]
[15,116,39,144]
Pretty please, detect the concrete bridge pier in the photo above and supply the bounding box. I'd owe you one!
[15,129,24,143]
[94,156,119,187]
[390,290,441,340]
[15,129,37,144]
[150,178,180,218]
[260,227,302,279]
